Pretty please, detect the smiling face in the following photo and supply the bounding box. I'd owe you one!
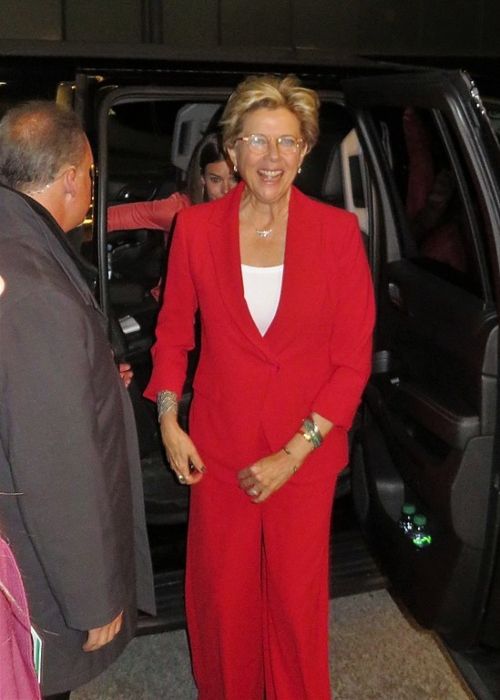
[201,159,238,201]
[228,107,306,207]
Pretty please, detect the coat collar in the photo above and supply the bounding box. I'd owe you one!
[0,186,101,314]
[206,182,317,360]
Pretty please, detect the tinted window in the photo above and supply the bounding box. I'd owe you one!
[372,106,485,298]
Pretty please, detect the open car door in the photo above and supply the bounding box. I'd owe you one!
[343,69,500,652]
[90,83,230,452]
[83,83,232,629]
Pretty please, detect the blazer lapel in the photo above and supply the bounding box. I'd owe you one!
[207,185,320,361]
[207,183,278,362]
[264,187,318,350]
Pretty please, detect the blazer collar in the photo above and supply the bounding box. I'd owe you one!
[207,183,316,360]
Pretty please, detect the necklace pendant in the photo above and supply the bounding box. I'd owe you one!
[256,228,272,238]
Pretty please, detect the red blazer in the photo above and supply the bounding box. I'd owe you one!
[145,182,375,484]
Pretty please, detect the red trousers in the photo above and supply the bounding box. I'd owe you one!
[185,468,337,700]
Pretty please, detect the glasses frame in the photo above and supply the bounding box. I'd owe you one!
[234,133,305,155]
[89,163,97,204]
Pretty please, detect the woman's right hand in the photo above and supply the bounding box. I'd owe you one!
[159,414,205,485]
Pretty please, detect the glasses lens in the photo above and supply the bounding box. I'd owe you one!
[247,134,268,152]
[277,136,299,151]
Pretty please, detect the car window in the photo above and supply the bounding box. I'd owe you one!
[93,94,369,342]
[107,97,362,212]
[107,100,198,203]
[370,105,487,298]
[296,101,353,202]
[296,101,369,236]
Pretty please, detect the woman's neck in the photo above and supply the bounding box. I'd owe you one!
[240,188,290,232]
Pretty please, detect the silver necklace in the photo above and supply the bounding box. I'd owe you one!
[255,227,272,238]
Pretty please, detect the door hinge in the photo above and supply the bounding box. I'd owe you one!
[470,81,486,117]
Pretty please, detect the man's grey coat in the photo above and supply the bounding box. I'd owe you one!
[0,186,155,694]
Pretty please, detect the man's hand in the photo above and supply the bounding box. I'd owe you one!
[83,611,123,652]
[118,362,133,389]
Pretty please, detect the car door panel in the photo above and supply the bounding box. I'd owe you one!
[344,70,500,648]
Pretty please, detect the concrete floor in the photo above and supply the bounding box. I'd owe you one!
[73,589,473,700]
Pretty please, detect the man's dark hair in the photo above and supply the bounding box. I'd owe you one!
[0,101,86,193]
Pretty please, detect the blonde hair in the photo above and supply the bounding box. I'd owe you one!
[221,74,320,152]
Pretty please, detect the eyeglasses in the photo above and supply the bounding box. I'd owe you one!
[234,134,304,155]
[89,163,96,203]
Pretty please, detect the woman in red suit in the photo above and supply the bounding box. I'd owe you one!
[145,75,375,699]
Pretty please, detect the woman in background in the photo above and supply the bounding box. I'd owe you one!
[107,131,237,233]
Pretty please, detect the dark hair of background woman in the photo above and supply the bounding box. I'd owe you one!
[186,131,228,204]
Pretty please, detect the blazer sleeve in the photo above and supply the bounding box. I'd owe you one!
[144,211,199,401]
[107,192,189,233]
[311,214,375,429]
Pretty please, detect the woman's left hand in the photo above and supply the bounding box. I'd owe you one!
[238,450,299,503]
[238,415,331,503]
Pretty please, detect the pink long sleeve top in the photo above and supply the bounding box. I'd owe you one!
[107,192,191,234]
[0,538,41,699]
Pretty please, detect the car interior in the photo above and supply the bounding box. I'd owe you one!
[343,73,500,661]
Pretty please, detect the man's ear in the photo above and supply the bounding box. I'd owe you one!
[62,166,77,198]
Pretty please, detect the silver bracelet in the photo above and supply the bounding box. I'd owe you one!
[157,390,178,421]
[300,416,323,449]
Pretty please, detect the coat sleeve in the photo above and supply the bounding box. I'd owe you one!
[107,192,188,233]
[0,289,128,631]
[144,211,199,401]
[311,214,375,430]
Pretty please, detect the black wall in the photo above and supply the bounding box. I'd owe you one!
[0,0,498,59]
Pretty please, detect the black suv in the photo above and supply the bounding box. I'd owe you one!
[3,59,500,698]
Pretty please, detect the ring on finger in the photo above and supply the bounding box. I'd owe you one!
[177,473,186,484]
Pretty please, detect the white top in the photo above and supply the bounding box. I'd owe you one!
[241,264,284,336]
